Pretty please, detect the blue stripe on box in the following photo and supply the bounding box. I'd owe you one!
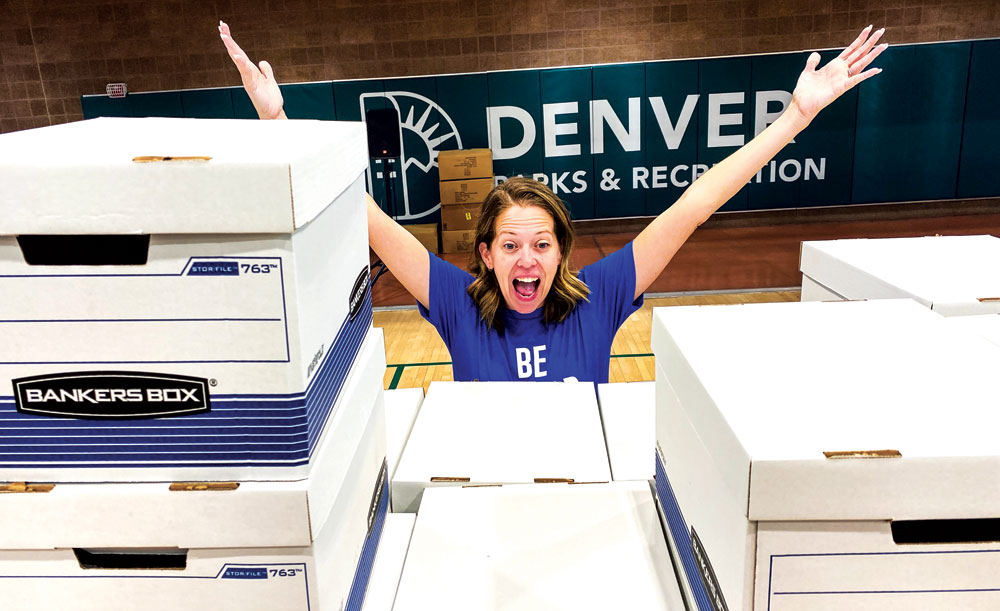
[345,475,390,611]
[0,293,372,468]
[654,451,714,611]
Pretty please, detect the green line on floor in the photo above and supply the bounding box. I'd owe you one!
[388,366,405,390]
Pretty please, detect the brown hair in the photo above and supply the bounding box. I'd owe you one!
[466,177,590,333]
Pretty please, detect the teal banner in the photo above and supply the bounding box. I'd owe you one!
[82,39,999,221]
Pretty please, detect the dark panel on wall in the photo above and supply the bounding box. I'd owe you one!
[540,66,594,219]
[748,50,858,210]
[231,87,257,119]
[281,82,336,120]
[129,91,184,118]
[435,73,490,150]
[592,63,645,219]
[180,88,235,119]
[957,39,1000,199]
[698,57,751,211]
[487,70,544,183]
[383,76,440,224]
[853,42,971,204]
[643,59,700,216]
[80,96,131,119]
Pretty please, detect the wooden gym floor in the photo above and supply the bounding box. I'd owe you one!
[373,204,1000,391]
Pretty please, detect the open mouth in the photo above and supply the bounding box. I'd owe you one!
[512,277,540,301]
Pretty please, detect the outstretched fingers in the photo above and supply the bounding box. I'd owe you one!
[849,42,888,77]
[838,24,873,60]
[219,21,259,82]
[846,27,885,66]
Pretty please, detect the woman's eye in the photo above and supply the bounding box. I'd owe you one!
[502,243,515,251]
[537,242,550,250]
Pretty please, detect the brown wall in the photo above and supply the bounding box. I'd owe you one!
[1,0,998,134]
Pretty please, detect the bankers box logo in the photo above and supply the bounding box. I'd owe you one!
[361,91,463,221]
[13,371,211,419]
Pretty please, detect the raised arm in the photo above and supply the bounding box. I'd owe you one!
[219,21,431,308]
[632,26,888,299]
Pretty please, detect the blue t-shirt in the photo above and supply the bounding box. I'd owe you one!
[418,242,644,383]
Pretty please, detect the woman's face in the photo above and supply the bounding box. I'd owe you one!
[478,204,562,315]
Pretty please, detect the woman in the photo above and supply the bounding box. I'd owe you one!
[220,22,886,383]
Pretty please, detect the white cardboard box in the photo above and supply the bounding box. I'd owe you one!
[0,330,389,610]
[392,482,686,611]
[0,117,373,480]
[361,513,417,611]
[384,387,424,481]
[390,381,612,513]
[651,299,1000,611]
[597,381,655,481]
[799,235,1000,315]
[0,328,386,548]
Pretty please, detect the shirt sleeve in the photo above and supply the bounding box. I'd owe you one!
[578,241,645,333]
[418,252,477,348]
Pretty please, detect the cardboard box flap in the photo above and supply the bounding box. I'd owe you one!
[0,117,368,235]
[392,482,682,611]
[653,300,1000,522]
[749,454,1000,521]
[394,381,612,484]
[801,236,1000,315]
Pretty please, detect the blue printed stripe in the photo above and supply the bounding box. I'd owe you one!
[345,475,389,611]
[654,452,714,611]
[0,292,372,468]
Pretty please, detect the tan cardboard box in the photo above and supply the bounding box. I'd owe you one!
[404,223,438,254]
[440,203,482,232]
[439,177,494,206]
[438,149,493,181]
[441,229,475,254]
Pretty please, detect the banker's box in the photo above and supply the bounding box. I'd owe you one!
[0,328,389,610]
[390,381,612,512]
[0,117,372,482]
[651,299,1000,611]
[436,148,492,181]
[799,235,1000,315]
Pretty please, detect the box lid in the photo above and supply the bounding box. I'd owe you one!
[800,235,1000,315]
[393,381,612,484]
[392,482,682,611]
[0,117,368,234]
[651,299,1000,521]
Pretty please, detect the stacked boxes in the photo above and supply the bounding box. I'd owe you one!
[0,117,391,609]
[437,149,493,254]
[651,299,1000,610]
[799,235,1000,314]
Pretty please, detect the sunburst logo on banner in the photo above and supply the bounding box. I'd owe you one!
[360,91,464,221]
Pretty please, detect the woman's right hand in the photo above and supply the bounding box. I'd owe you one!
[219,21,287,120]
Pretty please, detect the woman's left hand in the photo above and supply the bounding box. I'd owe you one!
[790,25,888,124]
